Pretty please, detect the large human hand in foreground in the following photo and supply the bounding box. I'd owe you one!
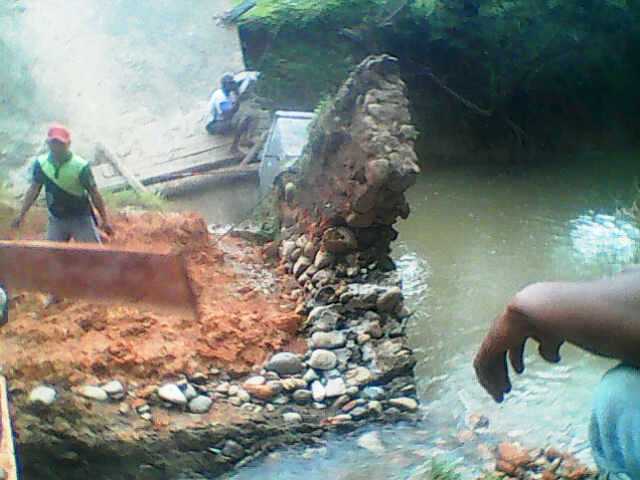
[474,270,640,402]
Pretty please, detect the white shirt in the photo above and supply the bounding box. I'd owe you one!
[208,89,238,123]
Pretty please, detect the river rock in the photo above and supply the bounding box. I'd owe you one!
[365,338,417,383]
[325,378,346,398]
[102,380,124,397]
[345,284,384,310]
[266,352,304,375]
[280,378,307,392]
[281,240,296,259]
[222,440,245,460]
[236,388,250,403]
[365,159,391,187]
[311,381,326,402]
[345,367,374,387]
[376,287,402,313]
[314,249,335,269]
[178,382,197,401]
[29,385,56,406]
[216,382,230,394]
[293,256,312,278]
[243,376,265,387]
[188,395,213,414]
[244,383,278,401]
[362,386,385,400]
[307,304,343,332]
[303,369,319,384]
[388,397,418,412]
[351,406,369,420]
[77,386,108,402]
[309,350,337,370]
[158,383,187,405]
[303,240,319,259]
[322,227,357,254]
[283,412,302,423]
[292,389,313,404]
[311,331,346,349]
[311,269,334,286]
[368,400,384,415]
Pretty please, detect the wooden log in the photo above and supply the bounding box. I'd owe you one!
[95,143,149,195]
[0,376,17,480]
[240,131,268,166]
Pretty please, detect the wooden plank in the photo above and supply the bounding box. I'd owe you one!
[0,376,17,480]
[95,143,149,195]
[95,152,245,191]
[0,241,198,317]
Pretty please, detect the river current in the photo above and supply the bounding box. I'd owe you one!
[175,152,640,478]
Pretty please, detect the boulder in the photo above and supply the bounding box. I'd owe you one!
[188,395,213,414]
[222,440,245,461]
[309,350,338,370]
[293,256,312,278]
[388,397,418,412]
[314,249,335,269]
[158,383,187,405]
[376,287,403,313]
[311,381,326,402]
[345,367,375,387]
[77,386,108,402]
[29,385,56,406]
[102,380,125,397]
[364,338,416,383]
[307,305,343,332]
[244,383,278,401]
[310,331,346,349]
[325,378,347,398]
[365,159,391,187]
[322,227,357,254]
[283,412,302,423]
[292,389,313,404]
[266,352,304,375]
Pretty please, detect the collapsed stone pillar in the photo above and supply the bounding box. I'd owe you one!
[277,54,420,279]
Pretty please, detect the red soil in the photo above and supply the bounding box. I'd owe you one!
[0,211,303,389]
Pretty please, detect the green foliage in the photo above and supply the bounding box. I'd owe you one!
[240,0,640,149]
[420,459,462,480]
[103,189,168,212]
[249,31,357,110]
[242,0,387,29]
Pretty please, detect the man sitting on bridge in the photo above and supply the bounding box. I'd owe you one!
[206,72,252,155]
[474,268,640,479]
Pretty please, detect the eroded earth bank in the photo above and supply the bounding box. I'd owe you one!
[4,55,421,480]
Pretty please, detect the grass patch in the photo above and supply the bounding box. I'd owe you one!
[420,459,462,480]
[103,189,168,212]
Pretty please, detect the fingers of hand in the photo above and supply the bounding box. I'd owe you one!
[538,338,563,363]
[508,340,526,374]
[474,349,510,403]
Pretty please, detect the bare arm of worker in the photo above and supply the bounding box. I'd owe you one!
[88,186,113,236]
[82,166,113,236]
[474,270,640,402]
[11,182,42,228]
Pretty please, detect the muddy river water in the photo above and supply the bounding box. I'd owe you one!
[175,152,640,478]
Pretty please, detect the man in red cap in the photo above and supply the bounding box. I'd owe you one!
[12,124,113,304]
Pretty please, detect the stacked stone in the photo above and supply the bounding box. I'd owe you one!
[281,54,420,270]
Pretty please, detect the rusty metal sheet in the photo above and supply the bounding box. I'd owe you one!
[0,241,197,317]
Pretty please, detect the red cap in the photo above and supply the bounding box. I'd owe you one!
[47,124,71,144]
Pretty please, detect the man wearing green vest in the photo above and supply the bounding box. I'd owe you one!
[12,124,113,255]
